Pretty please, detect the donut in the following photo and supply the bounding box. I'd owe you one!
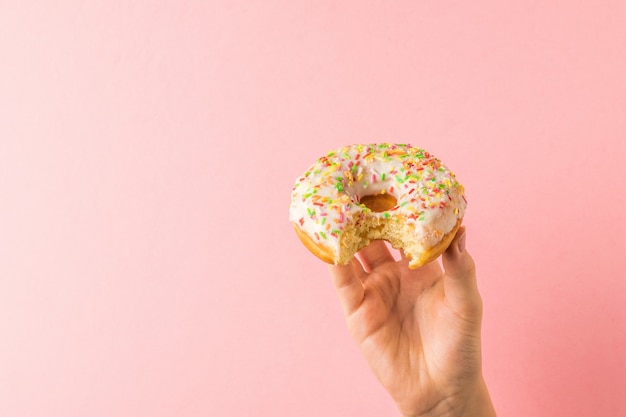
[289,143,467,269]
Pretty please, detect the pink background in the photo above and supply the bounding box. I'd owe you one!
[1,1,625,416]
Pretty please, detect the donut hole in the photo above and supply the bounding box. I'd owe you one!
[359,193,397,212]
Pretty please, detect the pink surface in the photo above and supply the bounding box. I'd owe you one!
[1,1,625,416]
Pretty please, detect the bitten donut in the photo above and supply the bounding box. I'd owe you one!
[289,143,467,269]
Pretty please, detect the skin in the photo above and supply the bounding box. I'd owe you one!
[328,227,497,417]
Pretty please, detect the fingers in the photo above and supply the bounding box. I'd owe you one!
[357,240,395,272]
[441,227,482,315]
[328,258,366,316]
[329,240,394,317]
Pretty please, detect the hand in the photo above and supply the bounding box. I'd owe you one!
[329,227,496,417]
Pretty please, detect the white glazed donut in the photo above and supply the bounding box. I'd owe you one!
[289,143,467,268]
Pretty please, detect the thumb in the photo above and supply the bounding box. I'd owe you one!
[441,227,482,315]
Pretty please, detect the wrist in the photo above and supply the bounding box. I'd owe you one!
[405,377,496,417]
[457,377,496,417]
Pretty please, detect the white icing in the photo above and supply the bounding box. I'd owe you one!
[289,144,466,262]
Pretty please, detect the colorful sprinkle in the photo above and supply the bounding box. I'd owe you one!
[289,143,466,255]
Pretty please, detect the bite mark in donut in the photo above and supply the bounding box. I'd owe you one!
[289,144,466,269]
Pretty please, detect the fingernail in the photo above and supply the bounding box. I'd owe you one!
[457,231,466,253]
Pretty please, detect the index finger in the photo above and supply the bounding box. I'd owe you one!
[328,258,366,316]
